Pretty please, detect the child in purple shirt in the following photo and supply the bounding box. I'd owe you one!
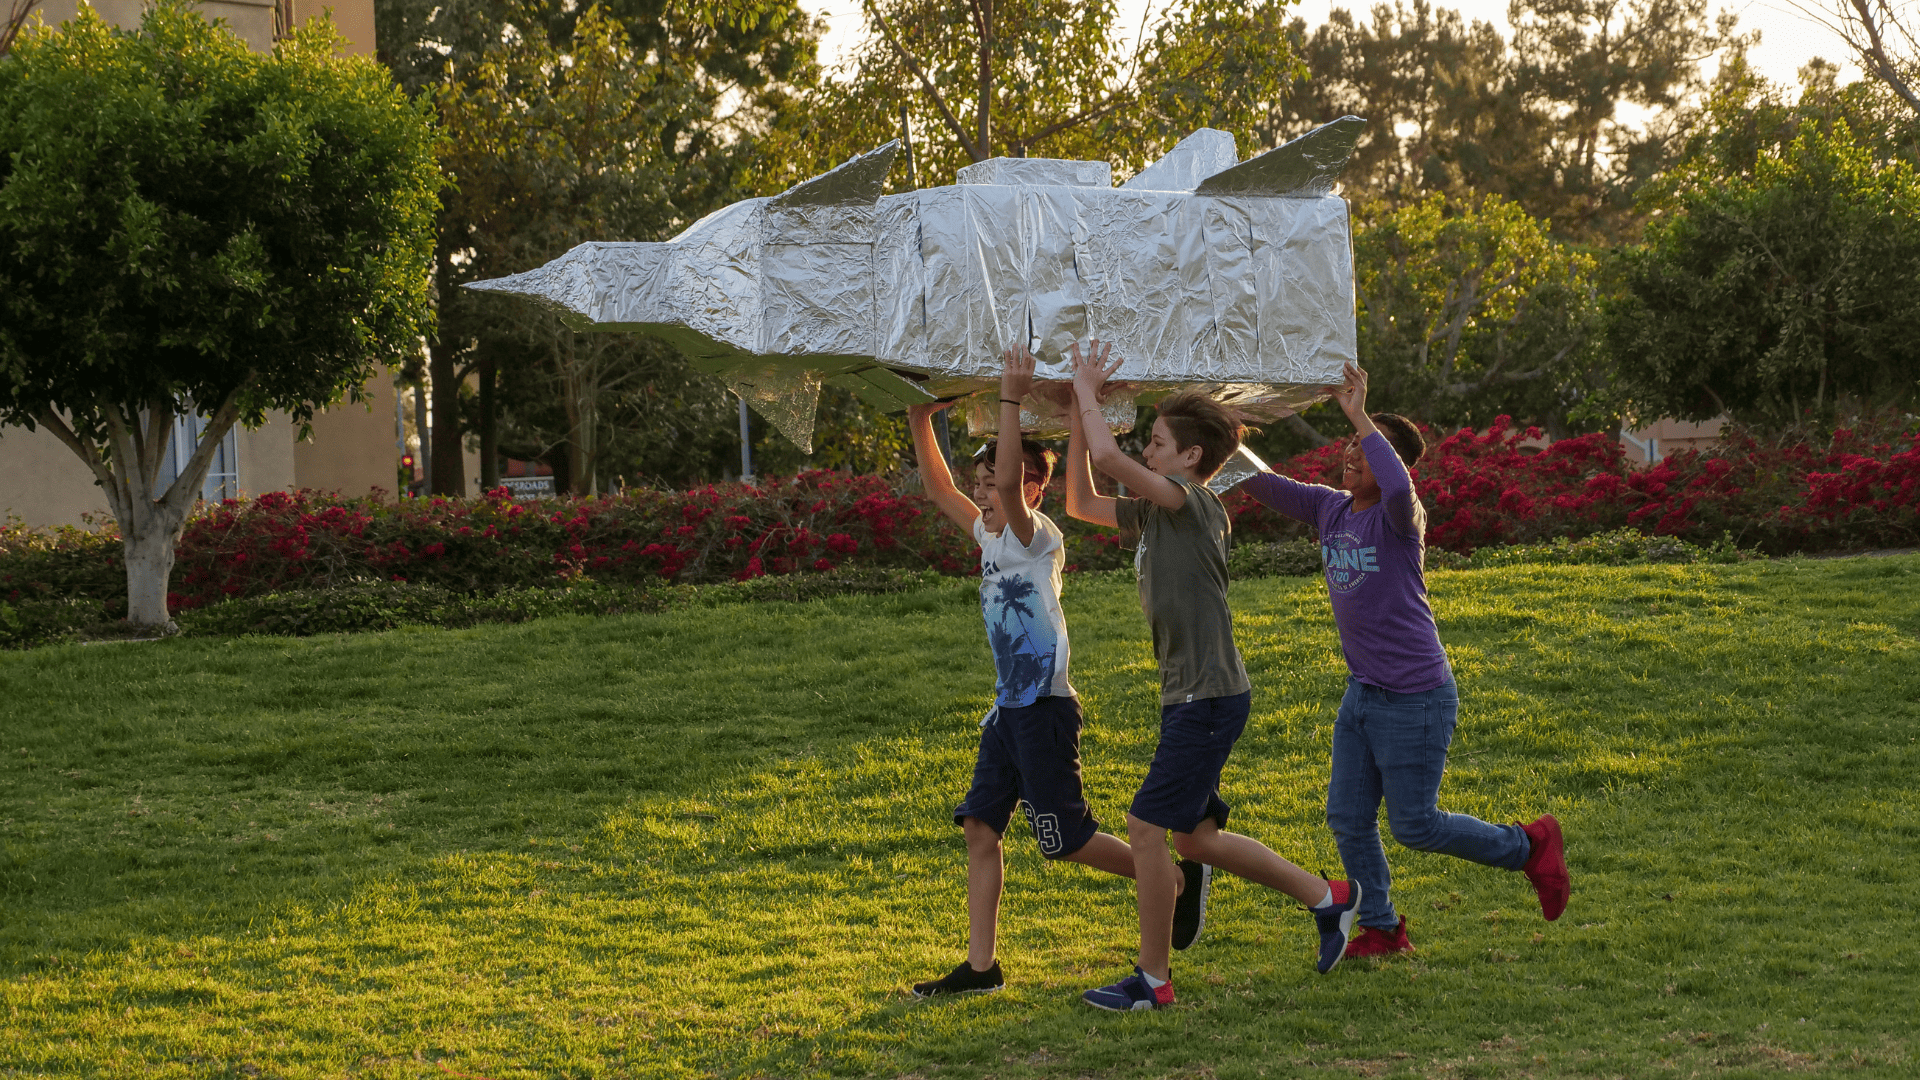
[1242,362,1572,959]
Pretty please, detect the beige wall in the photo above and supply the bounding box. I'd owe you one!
[1623,417,1725,466]
[238,411,299,496]
[38,0,280,48]
[35,0,374,52]
[0,426,113,529]
[297,381,401,496]
[4,0,406,524]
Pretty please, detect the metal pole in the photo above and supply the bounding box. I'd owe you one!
[738,396,754,480]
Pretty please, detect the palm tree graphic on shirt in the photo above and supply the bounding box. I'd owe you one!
[984,573,1054,703]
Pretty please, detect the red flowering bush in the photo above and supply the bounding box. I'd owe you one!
[1235,412,1920,555]
[3,413,1914,620]
[2,472,976,613]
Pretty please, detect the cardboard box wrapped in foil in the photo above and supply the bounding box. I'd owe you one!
[468,118,1367,474]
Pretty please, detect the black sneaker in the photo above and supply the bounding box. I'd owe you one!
[1172,859,1212,950]
[912,960,1005,997]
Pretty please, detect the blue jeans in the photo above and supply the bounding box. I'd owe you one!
[1326,676,1529,930]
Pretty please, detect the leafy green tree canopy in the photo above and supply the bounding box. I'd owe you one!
[1271,0,1748,240]
[0,2,442,626]
[1351,193,1604,436]
[766,0,1303,191]
[383,0,820,494]
[1606,75,1920,428]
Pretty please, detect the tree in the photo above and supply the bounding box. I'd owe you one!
[382,0,820,494]
[1348,194,1605,436]
[1267,0,1749,240]
[0,3,441,627]
[1605,92,1920,428]
[1268,2,1543,204]
[1790,0,1920,116]
[765,0,1304,190]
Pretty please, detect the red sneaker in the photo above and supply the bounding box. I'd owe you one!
[1345,916,1414,959]
[1520,814,1570,921]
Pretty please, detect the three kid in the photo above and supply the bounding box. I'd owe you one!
[908,340,1569,1005]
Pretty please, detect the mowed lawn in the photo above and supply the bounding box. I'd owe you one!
[1,556,1917,1079]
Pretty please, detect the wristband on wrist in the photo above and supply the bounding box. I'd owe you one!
[1000,398,1021,406]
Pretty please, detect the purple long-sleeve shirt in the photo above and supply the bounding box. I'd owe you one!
[1241,432,1452,693]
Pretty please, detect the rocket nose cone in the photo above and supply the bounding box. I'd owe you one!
[463,264,565,299]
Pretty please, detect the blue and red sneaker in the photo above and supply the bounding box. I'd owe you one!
[1313,880,1362,974]
[1081,966,1175,1011]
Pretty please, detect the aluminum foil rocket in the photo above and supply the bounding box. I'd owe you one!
[467,117,1369,460]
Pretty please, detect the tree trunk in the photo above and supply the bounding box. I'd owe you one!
[478,353,499,491]
[429,337,464,496]
[557,334,596,496]
[38,386,247,632]
[121,518,180,629]
[1284,412,1334,447]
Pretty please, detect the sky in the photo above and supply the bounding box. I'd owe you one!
[800,0,1862,93]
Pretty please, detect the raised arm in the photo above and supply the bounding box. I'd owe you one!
[1328,361,1418,536]
[996,345,1038,546]
[908,402,982,534]
[1069,340,1186,511]
[1061,385,1120,527]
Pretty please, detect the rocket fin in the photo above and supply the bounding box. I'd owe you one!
[827,366,938,413]
[725,364,825,455]
[1193,116,1367,198]
[771,141,902,209]
[1123,128,1239,192]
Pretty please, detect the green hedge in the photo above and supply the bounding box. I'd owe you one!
[0,530,1771,650]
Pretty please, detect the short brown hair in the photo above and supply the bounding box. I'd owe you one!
[1370,413,1425,469]
[1154,391,1244,480]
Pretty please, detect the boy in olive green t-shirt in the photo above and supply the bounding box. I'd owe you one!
[1062,340,1363,1011]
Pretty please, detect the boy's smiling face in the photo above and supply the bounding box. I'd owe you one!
[972,461,1006,532]
[1341,435,1379,499]
[972,458,1041,533]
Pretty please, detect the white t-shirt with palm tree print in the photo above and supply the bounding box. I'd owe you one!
[973,510,1076,708]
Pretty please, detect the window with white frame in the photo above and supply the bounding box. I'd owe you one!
[151,411,240,501]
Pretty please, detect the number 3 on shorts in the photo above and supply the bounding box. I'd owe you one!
[1024,805,1063,856]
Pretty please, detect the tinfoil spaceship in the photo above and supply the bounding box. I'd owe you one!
[467,117,1368,456]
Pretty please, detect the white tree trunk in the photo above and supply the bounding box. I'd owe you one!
[35,382,251,634]
[121,513,183,629]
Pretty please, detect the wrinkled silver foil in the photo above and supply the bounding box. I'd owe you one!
[469,118,1367,467]
[1208,443,1272,495]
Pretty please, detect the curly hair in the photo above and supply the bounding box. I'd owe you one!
[1370,413,1426,468]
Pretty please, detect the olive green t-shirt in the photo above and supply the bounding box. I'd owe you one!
[1114,477,1251,706]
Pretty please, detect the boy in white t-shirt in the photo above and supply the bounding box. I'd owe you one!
[907,346,1205,997]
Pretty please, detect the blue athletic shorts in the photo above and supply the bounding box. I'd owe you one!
[1128,691,1252,834]
[953,695,1100,859]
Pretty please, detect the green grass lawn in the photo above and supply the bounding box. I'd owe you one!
[2,556,1917,1079]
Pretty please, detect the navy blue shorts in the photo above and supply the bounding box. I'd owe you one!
[1129,691,1252,834]
[953,695,1100,859]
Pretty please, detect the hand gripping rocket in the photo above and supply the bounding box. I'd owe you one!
[467,117,1368,463]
